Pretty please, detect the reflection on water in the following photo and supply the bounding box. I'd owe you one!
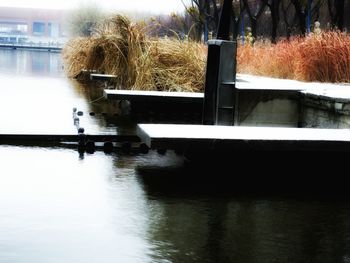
[1,49,350,263]
[0,49,118,134]
[0,147,154,263]
[0,49,62,76]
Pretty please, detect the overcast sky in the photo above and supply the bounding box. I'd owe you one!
[0,0,190,14]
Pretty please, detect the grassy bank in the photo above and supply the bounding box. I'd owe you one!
[62,16,350,92]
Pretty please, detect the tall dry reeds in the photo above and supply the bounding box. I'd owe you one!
[295,31,350,82]
[237,31,350,83]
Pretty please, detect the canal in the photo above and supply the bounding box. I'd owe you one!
[1,49,350,263]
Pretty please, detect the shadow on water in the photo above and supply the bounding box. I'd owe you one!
[136,150,350,200]
[139,160,350,263]
[136,150,350,263]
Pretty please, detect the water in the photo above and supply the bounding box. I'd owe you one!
[1,49,350,263]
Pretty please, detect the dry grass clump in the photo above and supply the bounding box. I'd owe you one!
[237,31,350,83]
[63,15,146,87]
[63,14,207,91]
[62,37,96,78]
[135,38,206,92]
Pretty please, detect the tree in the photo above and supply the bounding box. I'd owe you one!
[184,0,222,41]
[290,0,307,35]
[241,0,268,39]
[327,0,345,30]
[262,0,281,43]
[67,3,103,37]
[230,0,244,40]
[280,0,294,38]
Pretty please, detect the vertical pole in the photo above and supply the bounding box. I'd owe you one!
[202,41,237,125]
[202,0,237,126]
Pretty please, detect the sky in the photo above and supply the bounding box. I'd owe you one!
[0,0,190,14]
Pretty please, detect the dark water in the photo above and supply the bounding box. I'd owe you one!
[1,49,350,263]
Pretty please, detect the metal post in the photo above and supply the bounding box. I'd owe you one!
[202,0,237,126]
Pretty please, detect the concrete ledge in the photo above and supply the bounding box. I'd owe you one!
[137,124,350,152]
[104,89,204,104]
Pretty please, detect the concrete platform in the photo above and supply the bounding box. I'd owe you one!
[104,89,204,104]
[102,74,350,128]
[103,74,350,102]
[237,74,350,92]
[137,124,350,152]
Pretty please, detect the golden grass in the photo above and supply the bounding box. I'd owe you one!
[62,14,206,92]
[141,38,207,92]
[62,37,96,78]
[63,15,143,87]
[63,19,350,92]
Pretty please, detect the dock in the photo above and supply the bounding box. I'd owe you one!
[101,73,350,128]
[136,124,350,194]
[103,89,204,104]
[104,89,204,123]
[137,124,350,152]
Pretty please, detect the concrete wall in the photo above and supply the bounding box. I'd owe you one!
[234,89,300,127]
[233,75,350,129]
[300,94,350,128]
[233,90,350,129]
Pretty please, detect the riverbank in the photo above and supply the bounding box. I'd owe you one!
[62,14,350,91]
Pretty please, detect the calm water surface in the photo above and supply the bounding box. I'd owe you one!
[1,49,350,263]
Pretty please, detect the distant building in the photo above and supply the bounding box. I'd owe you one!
[0,7,68,44]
